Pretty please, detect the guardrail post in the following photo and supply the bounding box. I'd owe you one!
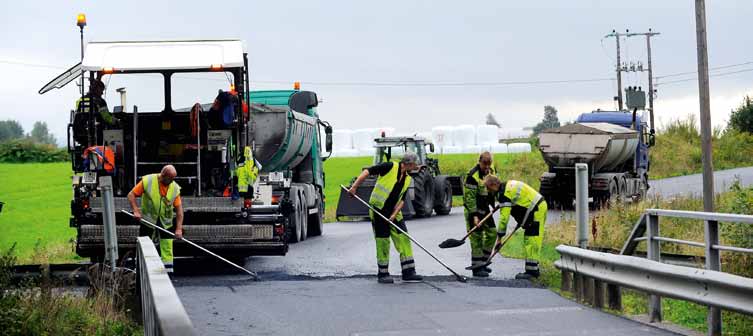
[705,219,721,335]
[561,270,572,293]
[584,276,595,306]
[593,279,605,309]
[100,176,119,269]
[607,284,622,311]
[646,213,662,322]
[575,163,589,248]
[574,273,585,303]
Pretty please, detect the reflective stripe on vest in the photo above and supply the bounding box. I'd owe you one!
[140,174,180,226]
[471,166,496,197]
[369,162,412,221]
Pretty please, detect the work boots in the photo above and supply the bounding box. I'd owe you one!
[484,266,493,274]
[377,275,394,284]
[472,268,489,277]
[401,269,423,282]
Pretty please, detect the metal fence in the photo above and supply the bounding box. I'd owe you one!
[555,209,753,336]
[137,237,197,336]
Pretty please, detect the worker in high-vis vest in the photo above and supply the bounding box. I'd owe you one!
[75,79,115,126]
[348,152,424,284]
[128,165,184,272]
[463,151,497,277]
[484,175,547,280]
[237,146,260,197]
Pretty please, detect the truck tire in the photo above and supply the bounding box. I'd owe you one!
[287,190,302,243]
[299,190,308,241]
[433,175,452,215]
[411,168,434,217]
[308,198,324,237]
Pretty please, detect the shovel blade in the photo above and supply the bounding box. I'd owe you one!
[465,261,492,271]
[438,238,465,249]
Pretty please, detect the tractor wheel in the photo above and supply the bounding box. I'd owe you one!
[433,175,452,215]
[411,168,435,217]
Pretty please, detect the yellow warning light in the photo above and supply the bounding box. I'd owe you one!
[76,13,87,28]
[293,81,301,90]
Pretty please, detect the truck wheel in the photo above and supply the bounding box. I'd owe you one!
[433,175,452,215]
[288,190,302,243]
[412,169,434,217]
[299,190,308,241]
[308,198,324,236]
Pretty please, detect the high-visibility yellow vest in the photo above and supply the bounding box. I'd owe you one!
[463,165,496,217]
[76,97,114,125]
[369,162,412,221]
[140,174,181,226]
[237,146,259,193]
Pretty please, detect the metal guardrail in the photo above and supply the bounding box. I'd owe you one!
[556,209,753,336]
[137,237,197,336]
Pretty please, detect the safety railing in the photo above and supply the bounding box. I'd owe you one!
[137,237,197,336]
[555,209,753,336]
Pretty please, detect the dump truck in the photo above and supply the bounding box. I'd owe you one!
[538,110,653,208]
[336,136,463,221]
[39,39,332,260]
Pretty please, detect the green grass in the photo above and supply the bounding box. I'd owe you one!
[0,163,79,263]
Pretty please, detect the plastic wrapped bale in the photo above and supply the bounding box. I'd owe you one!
[507,142,532,153]
[431,126,453,149]
[352,128,375,152]
[442,145,463,154]
[491,143,508,154]
[333,148,360,158]
[452,125,476,148]
[333,129,354,152]
[462,145,483,154]
[476,125,498,147]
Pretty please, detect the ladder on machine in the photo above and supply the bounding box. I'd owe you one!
[132,107,202,196]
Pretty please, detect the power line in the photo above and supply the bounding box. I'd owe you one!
[656,60,753,79]
[0,60,67,69]
[656,67,753,86]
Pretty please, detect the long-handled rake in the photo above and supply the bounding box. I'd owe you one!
[438,206,500,249]
[121,210,259,280]
[341,185,468,283]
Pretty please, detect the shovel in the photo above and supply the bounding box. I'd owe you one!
[438,206,500,249]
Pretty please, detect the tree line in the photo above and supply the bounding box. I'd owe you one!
[0,120,67,163]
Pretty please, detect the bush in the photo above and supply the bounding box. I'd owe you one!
[0,139,68,163]
[729,95,753,133]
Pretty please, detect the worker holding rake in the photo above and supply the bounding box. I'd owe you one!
[484,175,547,280]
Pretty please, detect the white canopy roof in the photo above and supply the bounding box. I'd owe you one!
[81,39,244,71]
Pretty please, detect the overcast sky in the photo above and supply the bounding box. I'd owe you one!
[1,1,752,144]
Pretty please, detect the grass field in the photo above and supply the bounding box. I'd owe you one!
[0,163,79,263]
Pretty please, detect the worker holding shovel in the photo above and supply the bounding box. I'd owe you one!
[483,175,547,280]
[462,151,497,277]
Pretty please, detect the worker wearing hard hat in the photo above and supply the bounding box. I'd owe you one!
[128,165,184,272]
[483,175,547,280]
[348,152,424,284]
[463,151,497,277]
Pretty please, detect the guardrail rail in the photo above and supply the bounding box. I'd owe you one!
[138,236,197,336]
[555,209,753,336]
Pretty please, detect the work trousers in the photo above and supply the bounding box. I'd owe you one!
[498,201,548,273]
[371,210,415,277]
[466,213,497,266]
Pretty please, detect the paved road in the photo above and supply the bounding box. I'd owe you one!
[174,209,675,335]
[174,168,753,335]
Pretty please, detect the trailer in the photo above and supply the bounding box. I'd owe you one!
[538,111,651,208]
[39,40,332,260]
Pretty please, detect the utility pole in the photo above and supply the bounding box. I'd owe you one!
[694,1,719,334]
[645,30,658,134]
[605,30,625,110]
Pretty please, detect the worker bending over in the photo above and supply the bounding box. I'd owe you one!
[484,175,547,280]
[348,152,423,284]
[128,165,184,272]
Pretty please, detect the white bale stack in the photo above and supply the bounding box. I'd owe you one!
[508,143,532,153]
[352,128,375,153]
[476,125,497,146]
[491,143,508,154]
[453,125,476,153]
[431,126,453,153]
[442,145,463,154]
[332,129,353,151]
